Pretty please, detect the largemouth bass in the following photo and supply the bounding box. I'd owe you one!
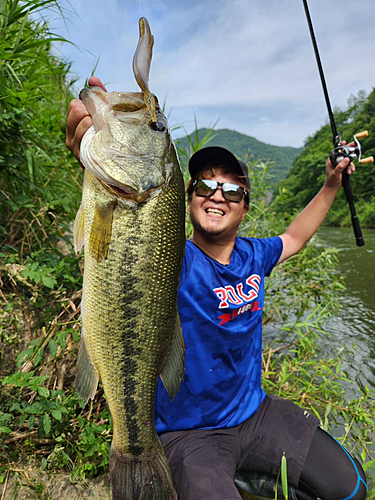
[73,18,185,500]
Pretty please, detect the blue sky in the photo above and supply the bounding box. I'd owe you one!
[51,0,375,148]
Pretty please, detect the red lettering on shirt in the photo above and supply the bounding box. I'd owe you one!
[245,274,260,293]
[218,313,232,325]
[225,285,243,305]
[236,282,257,302]
[213,274,261,310]
[213,287,229,309]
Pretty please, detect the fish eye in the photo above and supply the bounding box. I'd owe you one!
[150,120,166,132]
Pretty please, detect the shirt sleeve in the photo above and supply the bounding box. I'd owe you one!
[178,240,194,287]
[257,236,283,276]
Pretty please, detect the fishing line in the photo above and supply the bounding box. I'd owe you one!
[138,0,143,17]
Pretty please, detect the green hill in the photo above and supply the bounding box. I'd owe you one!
[273,89,375,228]
[175,128,303,184]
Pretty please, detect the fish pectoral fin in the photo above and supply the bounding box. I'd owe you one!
[73,203,85,254]
[89,199,116,263]
[74,337,99,404]
[160,313,185,401]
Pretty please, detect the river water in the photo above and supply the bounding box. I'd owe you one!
[316,227,375,392]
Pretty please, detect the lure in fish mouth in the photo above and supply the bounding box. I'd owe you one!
[133,17,157,123]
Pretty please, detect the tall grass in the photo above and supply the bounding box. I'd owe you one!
[0,0,80,258]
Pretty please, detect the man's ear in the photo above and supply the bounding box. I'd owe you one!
[241,204,250,221]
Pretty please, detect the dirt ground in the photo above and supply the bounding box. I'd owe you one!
[0,467,111,500]
[0,466,255,500]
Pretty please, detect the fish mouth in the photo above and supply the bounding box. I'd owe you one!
[100,179,158,204]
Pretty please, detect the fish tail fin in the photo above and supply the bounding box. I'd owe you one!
[109,445,176,500]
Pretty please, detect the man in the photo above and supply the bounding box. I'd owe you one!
[66,77,367,500]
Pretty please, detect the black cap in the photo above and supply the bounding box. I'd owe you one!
[188,146,250,190]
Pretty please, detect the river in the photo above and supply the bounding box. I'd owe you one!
[263,226,375,394]
[316,226,375,392]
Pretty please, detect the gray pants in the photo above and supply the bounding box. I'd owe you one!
[160,395,319,500]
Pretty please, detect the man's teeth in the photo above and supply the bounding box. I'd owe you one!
[206,208,225,216]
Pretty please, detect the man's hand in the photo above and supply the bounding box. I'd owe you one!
[66,76,107,165]
[324,141,356,191]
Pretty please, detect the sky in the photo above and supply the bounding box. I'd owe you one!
[50,0,375,148]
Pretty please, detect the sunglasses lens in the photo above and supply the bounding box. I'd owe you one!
[222,183,243,202]
[194,180,217,197]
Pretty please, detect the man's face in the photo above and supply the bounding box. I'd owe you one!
[188,170,249,240]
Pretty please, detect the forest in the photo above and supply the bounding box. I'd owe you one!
[0,1,374,498]
[274,89,375,228]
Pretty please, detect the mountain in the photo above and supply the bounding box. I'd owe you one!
[175,128,303,184]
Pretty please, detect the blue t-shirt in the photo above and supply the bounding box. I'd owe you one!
[155,236,283,434]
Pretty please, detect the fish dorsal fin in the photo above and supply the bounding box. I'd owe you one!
[160,313,185,401]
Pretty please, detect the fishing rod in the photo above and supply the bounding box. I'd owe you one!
[302,0,374,247]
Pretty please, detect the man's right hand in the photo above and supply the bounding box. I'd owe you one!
[66,76,107,164]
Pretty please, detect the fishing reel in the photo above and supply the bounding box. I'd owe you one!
[329,130,374,167]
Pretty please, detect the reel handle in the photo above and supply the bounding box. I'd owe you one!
[355,130,369,139]
[359,156,374,164]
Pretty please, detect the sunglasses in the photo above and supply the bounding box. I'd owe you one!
[192,179,248,203]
